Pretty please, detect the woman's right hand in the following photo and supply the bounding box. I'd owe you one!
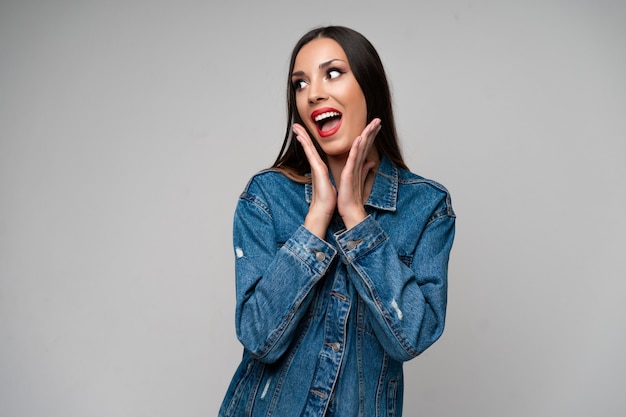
[292,123,336,239]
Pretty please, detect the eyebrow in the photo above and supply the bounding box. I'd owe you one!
[291,59,347,77]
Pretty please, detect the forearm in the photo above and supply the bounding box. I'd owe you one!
[334,214,454,361]
[235,225,337,363]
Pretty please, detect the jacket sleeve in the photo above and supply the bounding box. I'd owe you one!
[334,197,455,362]
[232,191,337,363]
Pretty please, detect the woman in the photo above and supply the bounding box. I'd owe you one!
[219,26,455,417]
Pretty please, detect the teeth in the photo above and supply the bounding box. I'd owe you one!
[314,111,341,122]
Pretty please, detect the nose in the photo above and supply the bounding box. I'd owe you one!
[308,78,327,104]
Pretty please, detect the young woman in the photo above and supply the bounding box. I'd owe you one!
[219,25,455,417]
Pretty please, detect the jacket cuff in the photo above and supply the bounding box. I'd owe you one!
[333,215,388,263]
[284,225,337,275]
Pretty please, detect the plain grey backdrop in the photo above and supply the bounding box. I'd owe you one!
[1,0,625,416]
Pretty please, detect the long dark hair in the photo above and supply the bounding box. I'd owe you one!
[272,26,408,180]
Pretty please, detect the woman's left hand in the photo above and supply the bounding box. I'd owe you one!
[337,118,381,229]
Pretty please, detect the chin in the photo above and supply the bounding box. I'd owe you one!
[320,143,352,158]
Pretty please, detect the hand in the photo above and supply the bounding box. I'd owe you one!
[337,118,381,229]
[292,123,336,238]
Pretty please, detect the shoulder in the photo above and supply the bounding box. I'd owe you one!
[241,168,294,193]
[396,167,455,219]
[238,168,304,210]
[397,168,451,195]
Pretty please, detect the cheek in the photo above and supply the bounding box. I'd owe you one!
[351,98,368,129]
[346,85,367,123]
[357,92,367,119]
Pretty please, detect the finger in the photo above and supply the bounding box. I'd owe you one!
[292,124,330,184]
[293,124,324,166]
[348,120,382,181]
[351,119,380,158]
[357,119,381,165]
[362,118,381,148]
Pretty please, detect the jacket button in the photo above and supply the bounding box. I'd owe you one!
[346,240,357,250]
[332,342,341,352]
[315,252,326,262]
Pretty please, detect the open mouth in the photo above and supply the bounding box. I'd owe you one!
[312,109,342,138]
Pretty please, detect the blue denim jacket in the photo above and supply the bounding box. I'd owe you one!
[219,156,455,417]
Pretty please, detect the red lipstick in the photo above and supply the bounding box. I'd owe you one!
[311,107,343,138]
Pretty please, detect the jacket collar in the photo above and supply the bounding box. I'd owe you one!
[305,155,398,212]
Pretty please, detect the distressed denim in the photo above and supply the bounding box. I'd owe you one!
[219,156,455,417]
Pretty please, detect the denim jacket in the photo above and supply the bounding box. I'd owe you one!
[219,156,455,417]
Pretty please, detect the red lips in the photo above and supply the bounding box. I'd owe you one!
[311,107,343,138]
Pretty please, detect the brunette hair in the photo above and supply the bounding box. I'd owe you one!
[272,25,408,180]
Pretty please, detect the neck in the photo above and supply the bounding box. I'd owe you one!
[327,149,380,195]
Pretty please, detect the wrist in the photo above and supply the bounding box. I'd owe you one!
[304,212,331,239]
[341,209,367,230]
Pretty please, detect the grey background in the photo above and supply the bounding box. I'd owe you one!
[1,0,625,416]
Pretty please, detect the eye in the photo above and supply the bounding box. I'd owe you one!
[326,68,344,80]
[292,79,308,91]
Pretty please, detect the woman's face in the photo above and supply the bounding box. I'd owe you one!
[291,37,367,158]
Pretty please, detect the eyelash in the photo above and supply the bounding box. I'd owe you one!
[326,68,345,80]
[292,79,307,91]
[292,68,346,91]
